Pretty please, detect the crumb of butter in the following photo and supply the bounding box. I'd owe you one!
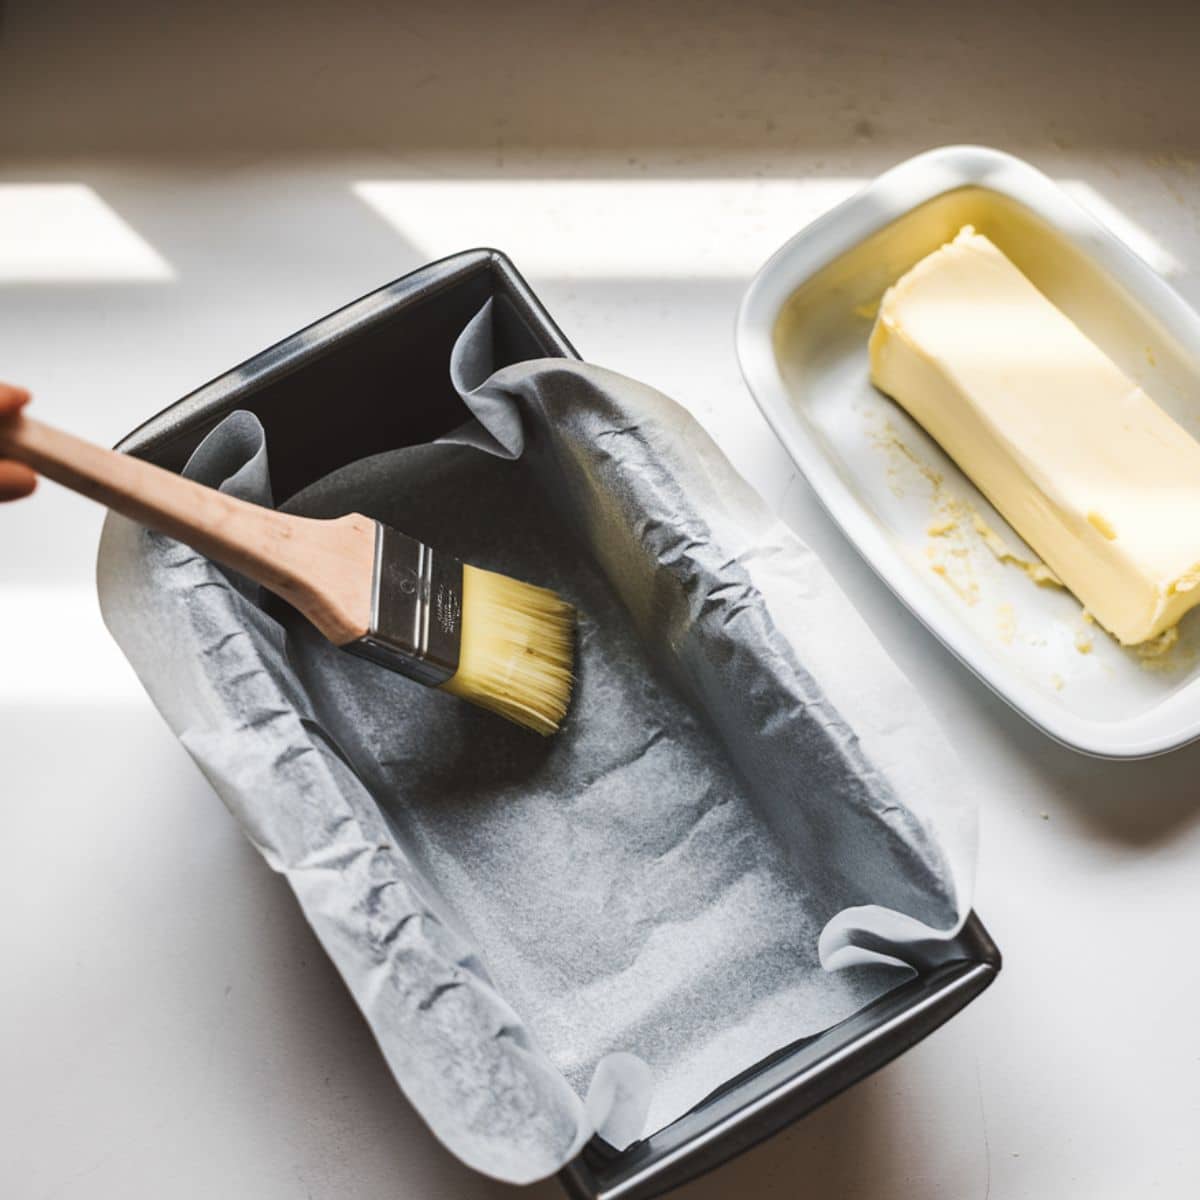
[997,602,1016,644]
[1135,624,1193,674]
[869,419,945,490]
[970,514,1064,588]
[1050,672,1065,691]
[866,416,1067,608]
[930,560,979,606]
[1137,626,1180,659]
[1074,630,1094,655]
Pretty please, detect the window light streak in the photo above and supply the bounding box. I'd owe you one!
[0,184,173,283]
[353,178,868,278]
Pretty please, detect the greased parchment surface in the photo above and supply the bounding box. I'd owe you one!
[97,302,975,1183]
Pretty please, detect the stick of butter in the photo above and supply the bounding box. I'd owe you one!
[869,226,1200,646]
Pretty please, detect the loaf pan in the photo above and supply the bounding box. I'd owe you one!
[116,248,1000,1198]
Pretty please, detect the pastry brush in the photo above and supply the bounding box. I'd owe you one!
[0,412,575,734]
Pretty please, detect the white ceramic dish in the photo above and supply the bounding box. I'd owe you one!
[737,145,1200,758]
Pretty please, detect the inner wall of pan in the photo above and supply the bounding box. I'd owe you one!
[771,186,1200,722]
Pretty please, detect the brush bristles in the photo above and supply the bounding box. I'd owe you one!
[439,563,575,735]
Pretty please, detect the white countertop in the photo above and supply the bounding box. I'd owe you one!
[4,3,1200,1196]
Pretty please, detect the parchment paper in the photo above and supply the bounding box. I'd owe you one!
[97,301,975,1184]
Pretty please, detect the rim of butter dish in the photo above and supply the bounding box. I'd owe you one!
[736,145,1200,759]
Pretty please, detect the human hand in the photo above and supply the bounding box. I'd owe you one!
[0,384,37,500]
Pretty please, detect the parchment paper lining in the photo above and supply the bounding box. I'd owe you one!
[97,301,975,1184]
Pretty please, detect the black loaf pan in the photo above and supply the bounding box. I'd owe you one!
[116,250,1002,1200]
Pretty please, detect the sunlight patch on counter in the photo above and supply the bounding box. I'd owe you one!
[352,178,868,278]
[0,184,174,283]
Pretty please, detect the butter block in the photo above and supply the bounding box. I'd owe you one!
[869,227,1200,646]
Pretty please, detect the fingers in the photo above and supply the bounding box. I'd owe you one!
[0,460,37,501]
[0,383,36,499]
[0,383,31,416]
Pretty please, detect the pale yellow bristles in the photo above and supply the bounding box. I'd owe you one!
[439,563,576,735]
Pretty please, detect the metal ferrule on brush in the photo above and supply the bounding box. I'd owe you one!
[347,523,464,687]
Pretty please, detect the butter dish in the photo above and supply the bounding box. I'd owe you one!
[737,146,1200,758]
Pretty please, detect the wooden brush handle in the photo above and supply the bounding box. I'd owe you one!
[0,414,376,645]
